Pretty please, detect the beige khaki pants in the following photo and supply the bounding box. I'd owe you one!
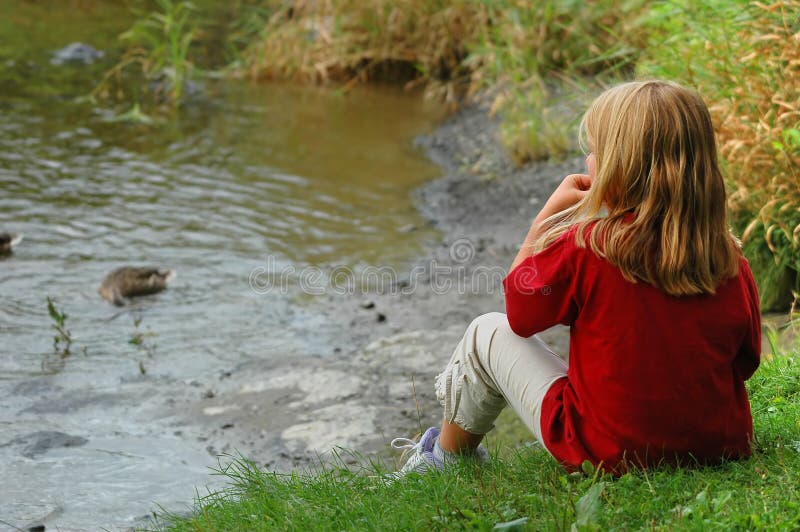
[435,312,568,445]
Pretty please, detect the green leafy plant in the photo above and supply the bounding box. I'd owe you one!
[94,0,199,107]
[46,296,72,358]
[573,480,607,531]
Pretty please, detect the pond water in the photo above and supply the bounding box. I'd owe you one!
[0,2,444,529]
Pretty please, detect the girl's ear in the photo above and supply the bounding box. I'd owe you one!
[586,153,597,179]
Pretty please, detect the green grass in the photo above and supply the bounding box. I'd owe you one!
[156,330,800,531]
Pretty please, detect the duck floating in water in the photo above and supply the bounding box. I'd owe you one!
[0,233,22,255]
[99,267,176,306]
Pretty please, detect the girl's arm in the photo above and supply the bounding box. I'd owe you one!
[510,173,593,271]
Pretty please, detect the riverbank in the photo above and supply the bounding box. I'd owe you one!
[169,95,793,482]
[158,101,579,481]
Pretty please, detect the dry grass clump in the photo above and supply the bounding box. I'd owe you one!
[241,0,485,104]
[640,0,798,310]
[708,1,799,310]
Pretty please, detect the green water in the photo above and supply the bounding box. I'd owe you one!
[1,0,444,266]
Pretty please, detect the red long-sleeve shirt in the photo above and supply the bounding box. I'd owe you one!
[503,228,761,473]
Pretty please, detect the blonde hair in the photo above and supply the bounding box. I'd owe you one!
[535,80,740,296]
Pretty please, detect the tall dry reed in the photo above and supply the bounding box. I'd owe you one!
[708,1,799,309]
[241,0,485,104]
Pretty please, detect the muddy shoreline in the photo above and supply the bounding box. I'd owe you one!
[183,103,581,473]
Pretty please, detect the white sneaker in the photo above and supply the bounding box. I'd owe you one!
[389,427,445,479]
[388,427,491,481]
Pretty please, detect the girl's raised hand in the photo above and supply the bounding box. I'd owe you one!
[511,172,594,269]
[539,173,593,220]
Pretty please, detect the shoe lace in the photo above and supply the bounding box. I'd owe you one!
[390,437,419,452]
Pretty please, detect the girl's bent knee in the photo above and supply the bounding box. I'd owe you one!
[470,312,510,332]
[468,312,515,351]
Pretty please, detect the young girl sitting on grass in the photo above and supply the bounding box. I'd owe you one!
[392,80,762,476]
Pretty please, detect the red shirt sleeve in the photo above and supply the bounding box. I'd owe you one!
[734,260,761,380]
[503,232,580,337]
